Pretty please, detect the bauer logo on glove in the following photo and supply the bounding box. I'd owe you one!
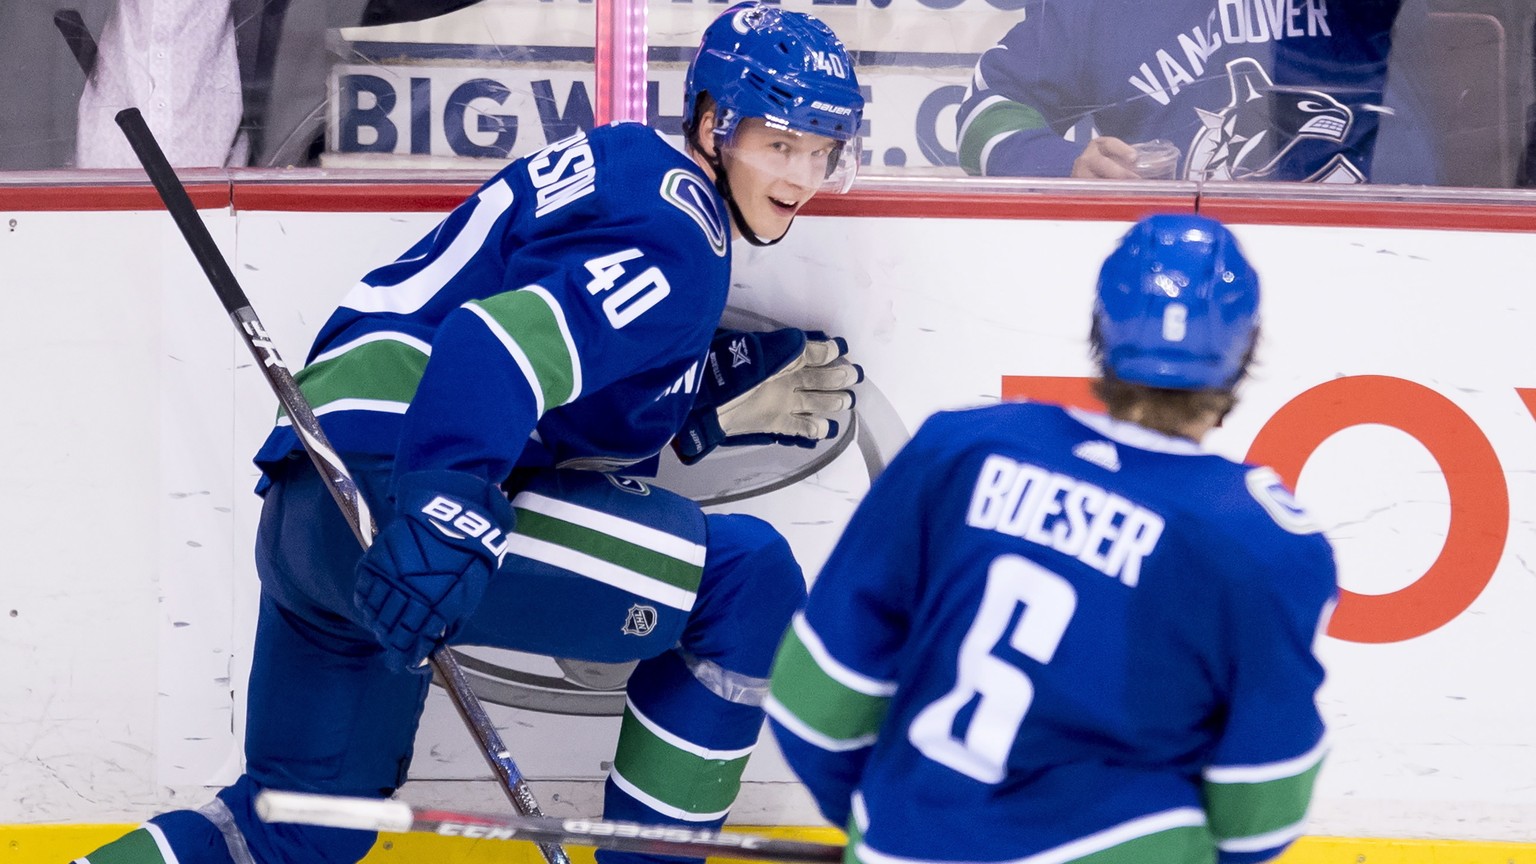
[354,470,516,673]
[675,327,863,464]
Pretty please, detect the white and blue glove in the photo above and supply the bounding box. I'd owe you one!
[675,328,863,465]
[354,470,514,673]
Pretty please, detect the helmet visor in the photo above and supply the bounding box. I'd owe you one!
[718,120,862,195]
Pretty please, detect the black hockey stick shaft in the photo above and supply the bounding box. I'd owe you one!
[112,107,571,864]
[53,9,98,77]
[258,791,847,864]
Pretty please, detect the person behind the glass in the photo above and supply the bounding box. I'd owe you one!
[956,0,1405,182]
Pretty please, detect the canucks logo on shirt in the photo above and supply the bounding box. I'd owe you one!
[1188,58,1360,183]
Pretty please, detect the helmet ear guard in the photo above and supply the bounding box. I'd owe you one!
[1093,214,1260,391]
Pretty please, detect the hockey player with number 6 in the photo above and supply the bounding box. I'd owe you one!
[74,5,864,864]
[766,214,1338,864]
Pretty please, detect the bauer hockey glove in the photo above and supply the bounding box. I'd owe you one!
[354,470,514,673]
[674,327,863,465]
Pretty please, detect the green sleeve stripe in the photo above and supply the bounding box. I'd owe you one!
[768,625,890,743]
[957,96,1051,175]
[1067,820,1213,864]
[850,808,1211,864]
[790,614,896,696]
[520,285,583,398]
[1204,759,1323,841]
[611,704,750,817]
[79,826,168,864]
[467,288,580,412]
[286,336,428,416]
[513,508,704,594]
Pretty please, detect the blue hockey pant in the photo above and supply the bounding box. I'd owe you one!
[76,456,805,864]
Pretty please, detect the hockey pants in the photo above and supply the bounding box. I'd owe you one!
[74,455,806,864]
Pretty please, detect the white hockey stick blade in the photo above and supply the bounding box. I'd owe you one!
[256,790,846,863]
[257,791,414,833]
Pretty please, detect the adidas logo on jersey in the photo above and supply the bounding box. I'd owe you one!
[1072,439,1121,472]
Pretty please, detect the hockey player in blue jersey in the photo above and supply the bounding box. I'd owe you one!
[74,5,864,864]
[956,0,1406,182]
[766,214,1339,864]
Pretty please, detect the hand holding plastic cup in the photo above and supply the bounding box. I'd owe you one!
[1131,140,1181,180]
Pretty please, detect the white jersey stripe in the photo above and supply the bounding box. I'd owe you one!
[608,766,732,822]
[275,398,410,425]
[504,533,696,610]
[1215,819,1306,853]
[626,698,756,761]
[513,491,707,566]
[1204,734,1328,784]
[793,613,898,697]
[764,694,878,753]
[341,179,515,315]
[855,807,1207,864]
[957,94,1009,153]
[521,284,583,404]
[463,302,546,417]
[311,331,432,365]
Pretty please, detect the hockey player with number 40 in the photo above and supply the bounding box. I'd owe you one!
[766,214,1339,864]
[74,5,865,864]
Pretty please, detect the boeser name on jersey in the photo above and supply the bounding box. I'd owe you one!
[965,454,1165,587]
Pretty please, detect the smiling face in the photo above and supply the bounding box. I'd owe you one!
[696,114,842,243]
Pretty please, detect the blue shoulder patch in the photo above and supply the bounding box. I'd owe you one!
[1245,466,1321,535]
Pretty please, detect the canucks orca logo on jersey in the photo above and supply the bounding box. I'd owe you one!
[662,169,728,257]
[1187,58,1358,183]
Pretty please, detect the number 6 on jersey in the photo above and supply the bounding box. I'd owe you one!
[907,555,1078,783]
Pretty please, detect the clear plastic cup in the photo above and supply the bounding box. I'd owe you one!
[1131,140,1181,180]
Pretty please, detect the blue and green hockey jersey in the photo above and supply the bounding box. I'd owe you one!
[956,0,1405,182]
[254,122,731,487]
[767,402,1338,864]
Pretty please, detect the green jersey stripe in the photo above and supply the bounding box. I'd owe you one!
[78,825,173,864]
[520,284,583,401]
[854,808,1208,864]
[958,97,1051,176]
[790,614,897,696]
[275,398,410,427]
[311,330,432,365]
[469,288,578,410]
[289,336,428,413]
[1214,819,1304,855]
[503,533,697,610]
[769,626,890,742]
[611,704,750,817]
[765,694,878,753]
[513,508,704,594]
[626,698,754,760]
[1204,736,1327,784]
[1204,760,1322,841]
[514,491,708,565]
[608,766,733,822]
[463,302,547,416]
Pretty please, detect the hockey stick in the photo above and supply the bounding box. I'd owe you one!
[53,9,98,77]
[257,791,845,864]
[111,107,571,864]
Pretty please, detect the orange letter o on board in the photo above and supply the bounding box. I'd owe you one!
[1246,376,1507,644]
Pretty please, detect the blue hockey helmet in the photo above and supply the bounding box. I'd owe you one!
[1093,214,1260,390]
[684,2,864,192]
